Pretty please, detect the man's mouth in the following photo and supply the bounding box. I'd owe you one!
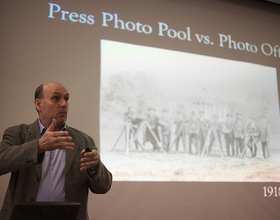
[58,111,67,115]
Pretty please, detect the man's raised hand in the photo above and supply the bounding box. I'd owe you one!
[38,119,74,154]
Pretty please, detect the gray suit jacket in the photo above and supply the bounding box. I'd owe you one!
[0,120,112,220]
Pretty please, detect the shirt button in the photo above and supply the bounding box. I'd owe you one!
[51,182,53,185]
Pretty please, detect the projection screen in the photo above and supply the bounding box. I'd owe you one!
[1,0,280,219]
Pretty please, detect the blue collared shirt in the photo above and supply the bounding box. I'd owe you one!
[36,119,66,202]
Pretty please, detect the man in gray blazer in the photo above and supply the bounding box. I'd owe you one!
[0,81,112,220]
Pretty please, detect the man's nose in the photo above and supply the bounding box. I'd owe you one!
[60,99,67,108]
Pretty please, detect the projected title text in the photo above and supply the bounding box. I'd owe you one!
[48,3,280,58]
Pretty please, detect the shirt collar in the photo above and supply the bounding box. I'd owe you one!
[38,118,66,135]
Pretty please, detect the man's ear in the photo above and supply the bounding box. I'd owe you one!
[34,99,42,112]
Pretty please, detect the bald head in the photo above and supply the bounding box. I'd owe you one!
[35,81,67,98]
[43,81,68,94]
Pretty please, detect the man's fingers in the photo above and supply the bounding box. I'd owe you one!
[46,130,70,139]
[82,150,98,156]
[80,149,97,156]
[47,118,56,132]
[58,146,74,150]
[50,135,74,149]
[55,141,74,150]
[80,151,98,165]
[80,160,99,171]
[56,135,73,142]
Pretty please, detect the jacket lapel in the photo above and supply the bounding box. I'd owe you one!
[65,127,80,175]
[26,120,42,178]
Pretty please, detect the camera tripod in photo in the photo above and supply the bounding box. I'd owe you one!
[240,116,268,158]
[201,117,224,157]
[241,134,269,159]
[142,120,166,153]
[241,134,258,158]
[111,122,144,154]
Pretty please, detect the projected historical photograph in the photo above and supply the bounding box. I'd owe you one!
[100,39,280,182]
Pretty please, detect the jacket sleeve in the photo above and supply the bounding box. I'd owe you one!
[0,124,44,175]
[86,134,112,194]
[87,159,113,194]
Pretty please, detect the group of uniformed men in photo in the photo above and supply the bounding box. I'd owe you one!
[123,107,270,159]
